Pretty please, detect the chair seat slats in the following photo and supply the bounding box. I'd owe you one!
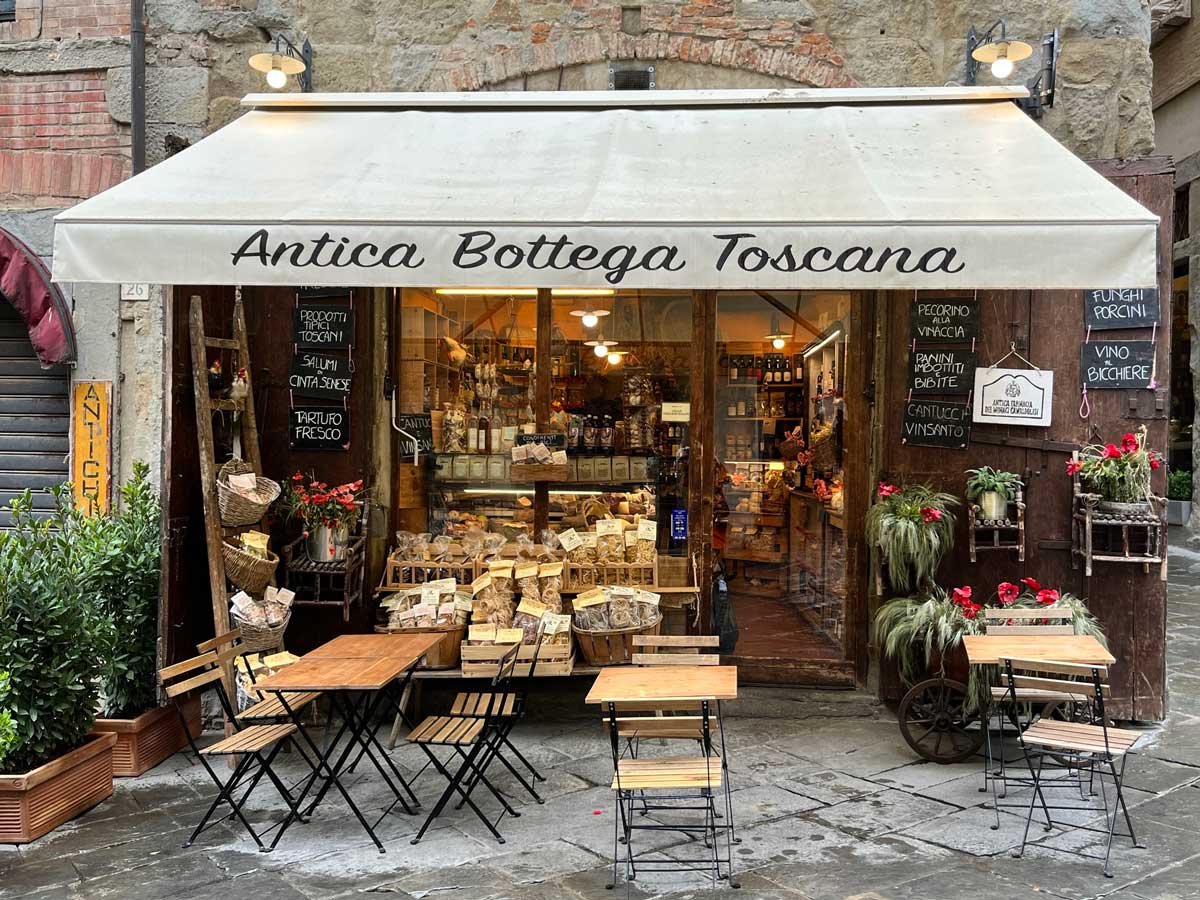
[240,691,321,721]
[409,715,484,746]
[201,723,297,755]
[612,756,723,790]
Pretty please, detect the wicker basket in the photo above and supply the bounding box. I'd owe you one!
[574,615,661,667]
[372,622,466,669]
[217,459,281,527]
[222,540,279,594]
[232,608,290,654]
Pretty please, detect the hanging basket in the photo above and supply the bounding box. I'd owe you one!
[222,541,279,594]
[232,607,291,654]
[217,459,280,527]
[573,615,661,667]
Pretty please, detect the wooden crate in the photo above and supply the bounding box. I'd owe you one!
[564,560,655,592]
[459,641,574,677]
[654,553,692,587]
[0,732,116,843]
[381,551,478,588]
[91,696,202,778]
[508,463,570,483]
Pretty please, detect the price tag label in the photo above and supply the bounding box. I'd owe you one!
[495,628,523,644]
[469,623,496,642]
[516,599,548,618]
[471,574,492,595]
[635,589,661,607]
[574,587,608,609]
[637,519,657,541]
[539,561,563,577]
[558,529,582,551]
[514,562,540,580]
[595,519,624,536]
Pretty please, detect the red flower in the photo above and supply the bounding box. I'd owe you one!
[1020,577,1040,592]
[1065,460,1082,476]
[1036,588,1060,606]
[1149,454,1161,470]
[1103,443,1122,460]
[920,506,942,523]
[961,601,980,620]
[997,582,1018,605]
[877,482,899,498]
[292,472,305,482]
[952,586,972,606]
[1121,433,1139,453]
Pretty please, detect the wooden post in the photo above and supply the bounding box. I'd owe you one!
[688,290,716,633]
[534,288,552,535]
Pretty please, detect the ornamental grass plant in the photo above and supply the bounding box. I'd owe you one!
[865,482,959,593]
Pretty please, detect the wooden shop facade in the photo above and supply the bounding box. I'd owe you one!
[52,88,1172,718]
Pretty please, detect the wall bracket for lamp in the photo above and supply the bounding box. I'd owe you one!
[966,21,1059,119]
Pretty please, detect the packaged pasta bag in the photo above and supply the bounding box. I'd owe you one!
[487,558,515,607]
[572,586,610,631]
[541,611,572,646]
[469,573,497,624]
[512,596,548,644]
[624,528,639,563]
[608,586,638,629]
[412,602,438,628]
[634,518,657,563]
[514,532,538,562]
[390,605,417,630]
[538,561,564,614]
[514,559,542,606]
[595,518,625,564]
[634,588,662,629]
[436,600,456,626]
[452,589,473,625]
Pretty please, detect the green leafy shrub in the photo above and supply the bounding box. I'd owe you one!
[0,487,115,774]
[865,482,959,593]
[1168,470,1193,502]
[86,462,162,719]
[0,673,16,767]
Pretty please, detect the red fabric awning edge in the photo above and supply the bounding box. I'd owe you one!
[0,227,76,367]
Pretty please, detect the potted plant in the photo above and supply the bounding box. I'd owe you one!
[875,576,1105,700]
[1168,469,1192,527]
[965,466,1022,521]
[280,474,364,561]
[0,488,118,843]
[89,464,202,777]
[865,481,959,593]
[1066,426,1162,515]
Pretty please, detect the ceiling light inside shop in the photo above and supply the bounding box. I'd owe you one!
[802,329,842,358]
[764,314,789,350]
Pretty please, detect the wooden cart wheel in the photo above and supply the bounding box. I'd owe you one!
[898,677,984,764]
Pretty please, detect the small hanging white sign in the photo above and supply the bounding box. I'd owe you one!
[972,368,1054,427]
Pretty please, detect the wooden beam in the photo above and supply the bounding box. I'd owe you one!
[534,288,551,535]
[688,290,716,633]
[753,290,821,338]
[1152,17,1200,107]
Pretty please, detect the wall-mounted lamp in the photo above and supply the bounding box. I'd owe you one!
[966,19,1059,118]
[249,34,313,92]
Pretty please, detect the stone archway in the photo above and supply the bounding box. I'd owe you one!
[423,7,857,93]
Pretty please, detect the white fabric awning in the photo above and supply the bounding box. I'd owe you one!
[52,87,1159,290]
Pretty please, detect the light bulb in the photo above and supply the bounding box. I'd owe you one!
[607,352,621,364]
[593,343,609,358]
[772,337,786,350]
[581,312,598,328]
[266,65,288,89]
[990,55,1014,79]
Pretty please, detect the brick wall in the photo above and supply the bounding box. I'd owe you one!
[0,0,129,42]
[0,73,130,206]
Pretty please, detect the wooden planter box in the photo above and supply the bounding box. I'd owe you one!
[460,641,574,677]
[92,695,202,778]
[0,732,117,843]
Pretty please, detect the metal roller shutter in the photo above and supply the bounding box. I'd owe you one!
[0,303,70,524]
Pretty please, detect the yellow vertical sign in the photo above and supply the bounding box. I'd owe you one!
[71,381,112,516]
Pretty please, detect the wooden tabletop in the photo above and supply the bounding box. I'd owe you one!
[963,634,1115,667]
[585,665,738,704]
[306,633,442,662]
[256,655,414,692]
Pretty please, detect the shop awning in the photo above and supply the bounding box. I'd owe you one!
[52,87,1158,290]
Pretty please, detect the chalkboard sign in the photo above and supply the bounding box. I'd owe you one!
[393,413,434,456]
[1080,341,1155,389]
[516,432,567,448]
[289,406,350,449]
[909,298,979,344]
[298,286,352,299]
[293,304,354,349]
[1084,288,1160,330]
[901,399,971,449]
[289,351,353,399]
[907,349,977,395]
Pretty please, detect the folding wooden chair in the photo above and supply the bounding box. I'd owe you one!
[160,650,312,852]
[406,641,527,845]
[981,610,1091,826]
[1000,657,1146,877]
[196,628,322,724]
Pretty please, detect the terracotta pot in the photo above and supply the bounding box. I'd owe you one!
[91,695,202,778]
[0,732,116,844]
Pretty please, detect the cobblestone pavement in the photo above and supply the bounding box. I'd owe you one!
[6,538,1200,900]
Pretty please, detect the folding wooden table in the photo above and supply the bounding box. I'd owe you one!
[256,633,441,852]
[962,634,1115,667]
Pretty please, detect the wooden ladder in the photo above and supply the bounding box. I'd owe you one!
[188,292,264,703]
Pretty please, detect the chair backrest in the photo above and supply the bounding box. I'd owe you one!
[999,656,1112,747]
[197,627,243,654]
[983,608,1075,635]
[631,634,720,666]
[160,647,243,724]
[493,640,523,688]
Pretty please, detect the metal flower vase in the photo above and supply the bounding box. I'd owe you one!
[306,523,350,561]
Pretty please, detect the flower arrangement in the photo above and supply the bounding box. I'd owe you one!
[1067,426,1161,506]
[875,576,1105,700]
[280,474,363,534]
[865,482,959,593]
